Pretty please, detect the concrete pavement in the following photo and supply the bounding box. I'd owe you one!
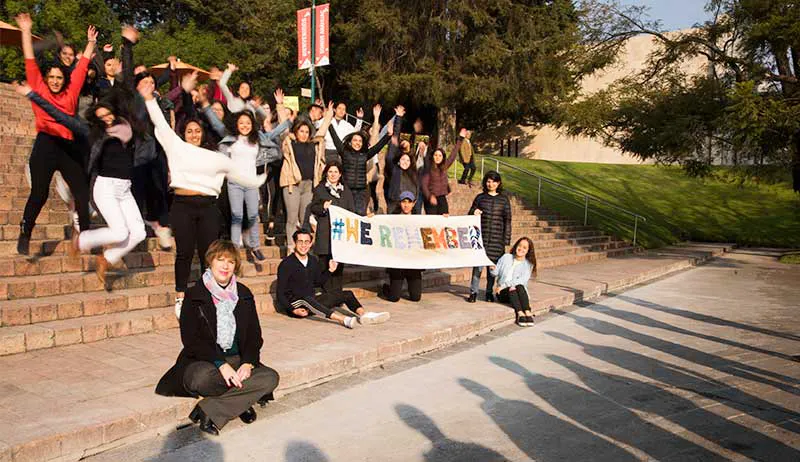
[89,250,800,461]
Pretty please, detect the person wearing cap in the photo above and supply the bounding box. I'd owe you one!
[380,191,423,303]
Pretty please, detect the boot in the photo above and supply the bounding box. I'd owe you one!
[17,222,31,256]
[95,255,110,284]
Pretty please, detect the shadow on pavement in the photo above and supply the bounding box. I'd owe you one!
[395,403,508,462]
[554,309,800,396]
[459,377,641,461]
[615,295,800,342]
[285,441,330,462]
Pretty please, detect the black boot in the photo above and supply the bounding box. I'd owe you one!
[17,222,31,256]
[467,292,477,303]
[486,292,495,303]
[189,406,219,436]
[239,406,257,424]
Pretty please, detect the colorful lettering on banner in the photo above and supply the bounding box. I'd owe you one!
[328,206,493,270]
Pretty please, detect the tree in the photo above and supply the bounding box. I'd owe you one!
[559,0,800,192]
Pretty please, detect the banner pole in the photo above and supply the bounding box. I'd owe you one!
[310,0,316,102]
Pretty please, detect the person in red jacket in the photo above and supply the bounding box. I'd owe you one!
[15,13,97,255]
[421,128,465,216]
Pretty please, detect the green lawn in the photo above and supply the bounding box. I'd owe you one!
[451,156,800,249]
[780,253,800,264]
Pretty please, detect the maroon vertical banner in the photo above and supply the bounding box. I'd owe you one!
[314,3,330,67]
[297,7,312,70]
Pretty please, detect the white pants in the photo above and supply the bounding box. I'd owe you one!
[79,176,146,264]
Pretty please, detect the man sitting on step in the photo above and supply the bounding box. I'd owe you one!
[276,228,390,329]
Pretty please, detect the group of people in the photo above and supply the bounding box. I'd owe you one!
[11,16,539,434]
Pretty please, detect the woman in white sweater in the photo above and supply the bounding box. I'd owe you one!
[138,80,266,317]
[490,237,537,327]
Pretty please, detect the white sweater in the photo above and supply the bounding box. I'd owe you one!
[228,137,259,184]
[145,99,266,196]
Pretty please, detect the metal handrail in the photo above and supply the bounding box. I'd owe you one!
[463,156,647,247]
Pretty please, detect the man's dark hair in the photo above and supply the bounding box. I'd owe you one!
[292,228,313,243]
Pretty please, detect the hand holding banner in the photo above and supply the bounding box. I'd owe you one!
[328,206,493,270]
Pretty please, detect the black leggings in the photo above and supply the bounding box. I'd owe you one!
[261,161,284,224]
[171,195,220,292]
[288,290,363,318]
[497,285,531,314]
[131,149,170,227]
[423,195,449,215]
[23,132,91,234]
[385,268,422,302]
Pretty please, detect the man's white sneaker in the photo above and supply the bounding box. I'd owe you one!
[155,226,173,250]
[174,297,184,319]
[358,311,391,325]
[343,316,359,329]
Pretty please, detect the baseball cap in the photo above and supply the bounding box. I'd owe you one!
[399,191,415,202]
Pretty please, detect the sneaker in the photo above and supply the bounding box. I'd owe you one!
[358,311,391,325]
[174,297,184,319]
[343,316,359,329]
[265,224,276,241]
[467,292,477,303]
[524,315,535,327]
[515,315,525,327]
[71,210,80,232]
[155,226,173,250]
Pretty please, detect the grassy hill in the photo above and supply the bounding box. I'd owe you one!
[452,157,800,249]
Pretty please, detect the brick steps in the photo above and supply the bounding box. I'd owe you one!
[0,268,471,355]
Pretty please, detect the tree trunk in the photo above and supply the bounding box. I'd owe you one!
[793,133,800,193]
[437,106,456,149]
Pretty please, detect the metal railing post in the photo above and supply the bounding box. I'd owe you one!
[481,157,485,178]
[584,195,589,225]
[537,177,542,207]
[495,159,499,173]
[633,216,638,247]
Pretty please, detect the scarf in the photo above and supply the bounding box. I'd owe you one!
[202,268,239,351]
[106,119,133,145]
[325,181,344,199]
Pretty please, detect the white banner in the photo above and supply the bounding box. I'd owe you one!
[328,206,493,270]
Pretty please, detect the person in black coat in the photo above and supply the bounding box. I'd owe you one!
[467,171,512,303]
[327,123,390,215]
[155,240,279,436]
[309,161,356,292]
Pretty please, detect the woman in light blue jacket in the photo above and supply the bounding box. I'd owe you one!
[491,237,537,327]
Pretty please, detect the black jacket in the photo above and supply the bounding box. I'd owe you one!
[276,254,330,315]
[309,183,356,256]
[385,116,418,202]
[328,125,390,190]
[468,192,512,262]
[155,282,265,397]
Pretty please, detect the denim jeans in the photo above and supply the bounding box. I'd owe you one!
[228,181,260,249]
[470,266,496,295]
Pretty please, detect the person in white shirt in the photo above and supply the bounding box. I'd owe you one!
[137,79,266,318]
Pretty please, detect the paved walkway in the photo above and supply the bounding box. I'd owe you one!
[0,244,741,461]
[93,250,800,461]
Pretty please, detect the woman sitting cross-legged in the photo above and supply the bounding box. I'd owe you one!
[490,237,537,327]
[155,240,280,436]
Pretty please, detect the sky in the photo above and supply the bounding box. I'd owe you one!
[620,0,710,31]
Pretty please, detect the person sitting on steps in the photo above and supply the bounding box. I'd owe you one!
[491,237,537,327]
[276,229,390,328]
[155,240,280,436]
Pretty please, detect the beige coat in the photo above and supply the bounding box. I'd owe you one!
[280,115,332,192]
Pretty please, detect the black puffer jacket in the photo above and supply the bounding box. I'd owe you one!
[468,192,512,262]
[309,182,356,256]
[328,125,390,190]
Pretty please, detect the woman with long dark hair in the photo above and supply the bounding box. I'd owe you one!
[385,106,421,213]
[72,87,147,283]
[218,111,266,261]
[280,102,334,253]
[421,129,464,216]
[467,171,512,303]
[15,13,97,256]
[137,80,266,318]
[156,240,280,435]
[491,237,537,327]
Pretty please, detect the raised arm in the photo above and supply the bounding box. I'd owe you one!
[327,123,345,155]
[444,129,466,170]
[219,63,238,110]
[140,81,181,151]
[120,26,138,86]
[24,88,89,139]
[197,86,226,138]
[366,132,390,157]
[385,106,405,165]
[155,56,175,88]
[314,101,335,144]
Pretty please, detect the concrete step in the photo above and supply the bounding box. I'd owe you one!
[0,268,472,355]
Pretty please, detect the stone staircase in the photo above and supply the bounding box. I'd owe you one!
[0,82,636,357]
